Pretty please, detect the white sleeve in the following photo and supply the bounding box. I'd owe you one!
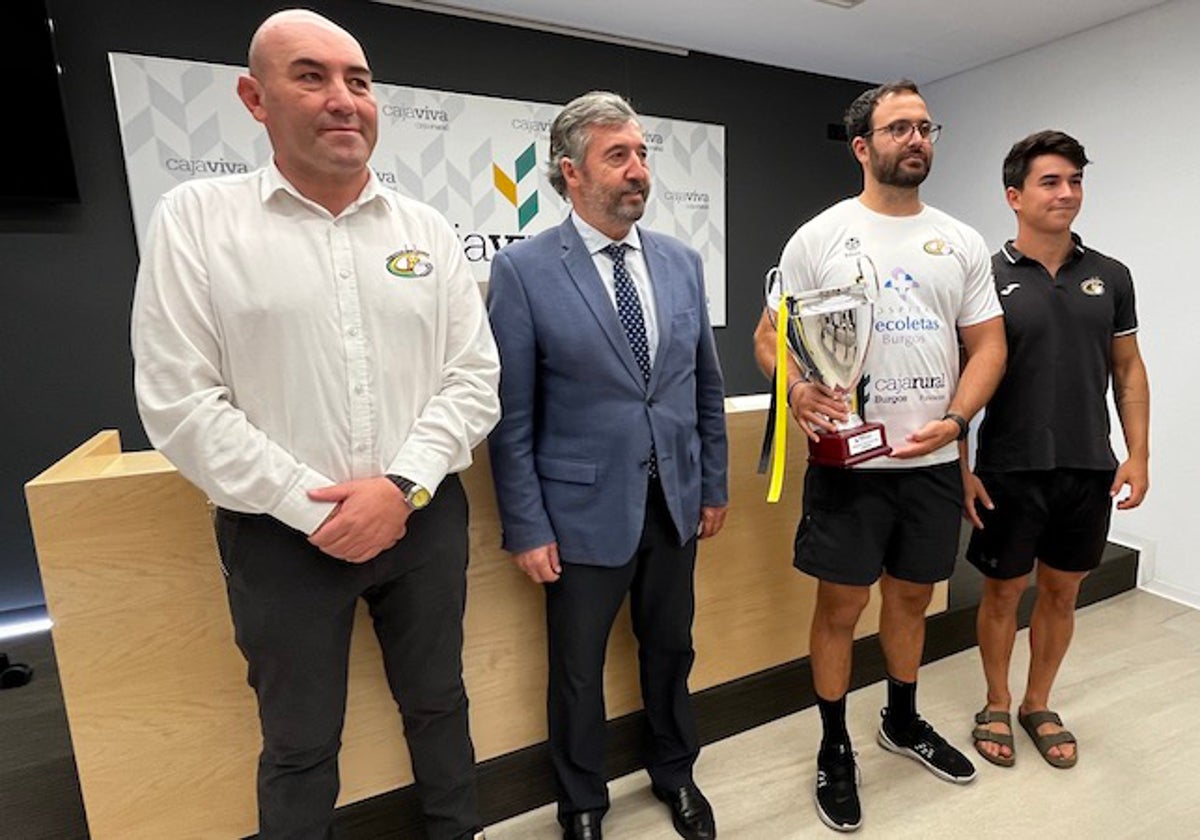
[385,213,501,493]
[131,195,337,534]
[957,228,1003,327]
[768,226,816,311]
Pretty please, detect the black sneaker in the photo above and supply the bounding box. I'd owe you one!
[877,711,977,784]
[814,742,862,833]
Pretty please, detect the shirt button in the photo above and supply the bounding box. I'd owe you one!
[356,443,367,453]
[339,269,351,279]
[354,385,365,395]
[348,327,360,337]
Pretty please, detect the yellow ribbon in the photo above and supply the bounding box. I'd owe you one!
[767,295,790,503]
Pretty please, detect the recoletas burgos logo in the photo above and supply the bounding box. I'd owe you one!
[874,313,941,347]
[1080,277,1105,296]
[884,266,920,299]
[386,247,433,278]
[493,143,540,231]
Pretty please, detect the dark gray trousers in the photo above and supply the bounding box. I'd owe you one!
[215,475,480,840]
[545,477,700,821]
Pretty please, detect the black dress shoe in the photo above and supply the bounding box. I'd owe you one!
[652,783,716,839]
[561,810,603,840]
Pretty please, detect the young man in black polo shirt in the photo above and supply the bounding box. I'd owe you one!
[963,131,1150,770]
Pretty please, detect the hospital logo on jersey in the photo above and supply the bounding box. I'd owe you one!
[885,266,919,299]
[923,238,955,256]
[386,248,433,278]
[1080,277,1105,296]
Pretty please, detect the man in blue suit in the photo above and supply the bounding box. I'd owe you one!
[487,91,729,840]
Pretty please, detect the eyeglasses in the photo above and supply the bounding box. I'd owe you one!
[864,120,942,144]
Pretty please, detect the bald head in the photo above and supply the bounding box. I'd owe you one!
[237,8,378,214]
[247,9,365,78]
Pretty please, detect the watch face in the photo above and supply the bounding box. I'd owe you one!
[409,487,432,509]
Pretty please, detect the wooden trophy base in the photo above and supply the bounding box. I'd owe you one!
[807,421,891,468]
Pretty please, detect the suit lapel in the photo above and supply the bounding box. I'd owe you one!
[558,219,646,388]
[642,229,676,392]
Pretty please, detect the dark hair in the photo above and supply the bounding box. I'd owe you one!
[1002,130,1090,190]
[843,79,921,143]
[547,91,640,199]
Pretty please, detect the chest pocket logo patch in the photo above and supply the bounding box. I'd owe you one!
[386,248,433,278]
[1080,277,1105,296]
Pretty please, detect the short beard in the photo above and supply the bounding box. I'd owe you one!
[611,182,651,223]
[870,149,930,188]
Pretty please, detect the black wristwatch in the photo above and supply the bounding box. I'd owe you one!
[942,412,969,441]
[386,475,431,510]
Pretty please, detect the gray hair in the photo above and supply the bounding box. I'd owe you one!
[547,91,640,198]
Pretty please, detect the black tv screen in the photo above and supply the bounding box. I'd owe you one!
[1,0,80,203]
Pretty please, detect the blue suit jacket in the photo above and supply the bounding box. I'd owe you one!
[487,217,728,567]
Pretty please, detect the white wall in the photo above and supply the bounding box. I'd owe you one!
[923,0,1200,608]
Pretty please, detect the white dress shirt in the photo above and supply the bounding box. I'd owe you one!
[570,212,659,360]
[132,163,500,535]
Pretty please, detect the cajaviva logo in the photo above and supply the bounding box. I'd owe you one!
[493,144,539,231]
[381,104,450,124]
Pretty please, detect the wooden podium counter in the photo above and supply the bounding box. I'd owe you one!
[25,403,945,839]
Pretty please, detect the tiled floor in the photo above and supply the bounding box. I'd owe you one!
[486,590,1200,839]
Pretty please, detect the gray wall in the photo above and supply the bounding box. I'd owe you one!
[924,0,1197,607]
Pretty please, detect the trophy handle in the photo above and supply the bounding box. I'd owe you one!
[764,267,783,326]
[856,255,882,303]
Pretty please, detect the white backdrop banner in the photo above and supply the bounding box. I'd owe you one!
[109,53,727,325]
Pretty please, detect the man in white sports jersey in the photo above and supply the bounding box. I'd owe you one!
[753,79,1006,833]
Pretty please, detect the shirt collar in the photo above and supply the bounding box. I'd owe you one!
[260,160,395,215]
[570,210,642,256]
[1001,232,1086,265]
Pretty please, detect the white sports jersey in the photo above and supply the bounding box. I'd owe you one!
[771,198,1001,469]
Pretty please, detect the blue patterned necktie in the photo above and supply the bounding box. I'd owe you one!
[603,243,652,382]
[603,242,657,477]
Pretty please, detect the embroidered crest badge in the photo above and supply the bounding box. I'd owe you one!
[386,248,433,278]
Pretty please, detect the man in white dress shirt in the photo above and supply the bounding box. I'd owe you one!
[131,10,499,839]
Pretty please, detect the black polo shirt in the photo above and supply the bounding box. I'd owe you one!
[976,235,1138,473]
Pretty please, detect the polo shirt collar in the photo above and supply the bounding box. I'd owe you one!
[1001,232,1087,266]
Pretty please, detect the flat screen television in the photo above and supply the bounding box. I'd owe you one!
[1,0,80,204]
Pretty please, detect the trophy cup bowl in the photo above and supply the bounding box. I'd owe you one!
[782,279,891,467]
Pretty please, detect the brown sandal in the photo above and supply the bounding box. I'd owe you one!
[972,708,1015,767]
[1018,709,1077,769]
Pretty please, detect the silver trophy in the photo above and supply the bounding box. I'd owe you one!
[767,257,891,467]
